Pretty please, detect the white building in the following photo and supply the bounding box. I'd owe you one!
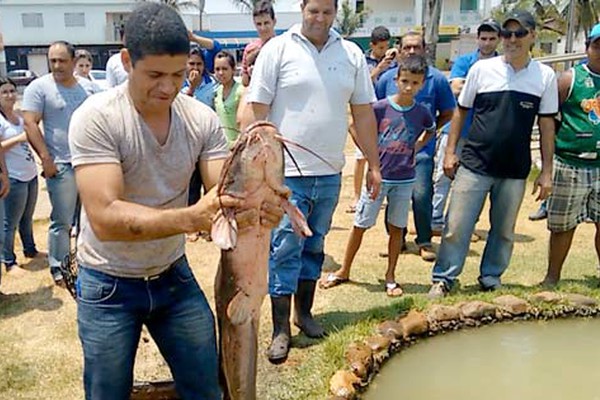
[0,0,494,75]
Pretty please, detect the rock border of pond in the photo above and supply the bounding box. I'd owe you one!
[327,291,599,399]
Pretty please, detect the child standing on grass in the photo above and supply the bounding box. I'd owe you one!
[320,55,435,297]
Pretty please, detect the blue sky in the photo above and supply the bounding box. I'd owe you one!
[205,0,301,14]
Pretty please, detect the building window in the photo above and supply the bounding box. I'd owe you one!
[356,0,365,13]
[65,12,85,27]
[22,13,44,28]
[460,0,478,12]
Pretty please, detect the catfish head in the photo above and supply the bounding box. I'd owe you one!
[211,121,312,250]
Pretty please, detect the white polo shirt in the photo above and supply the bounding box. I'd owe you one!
[247,24,376,176]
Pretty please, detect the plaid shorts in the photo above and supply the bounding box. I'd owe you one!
[547,158,600,232]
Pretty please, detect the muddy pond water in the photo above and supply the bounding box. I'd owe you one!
[364,318,600,400]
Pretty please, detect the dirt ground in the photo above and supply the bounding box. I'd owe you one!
[0,138,598,399]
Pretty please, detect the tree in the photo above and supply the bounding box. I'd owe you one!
[423,0,443,64]
[335,0,371,38]
[558,0,600,39]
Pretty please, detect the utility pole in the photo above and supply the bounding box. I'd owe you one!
[564,0,577,69]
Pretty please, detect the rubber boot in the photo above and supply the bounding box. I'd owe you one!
[266,295,291,364]
[293,279,326,338]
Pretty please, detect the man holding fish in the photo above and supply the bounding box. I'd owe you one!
[242,0,382,364]
[68,3,283,399]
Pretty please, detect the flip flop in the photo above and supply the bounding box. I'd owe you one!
[385,282,404,297]
[345,205,357,214]
[319,273,349,289]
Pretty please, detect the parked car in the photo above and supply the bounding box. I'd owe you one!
[6,69,37,87]
[89,69,109,90]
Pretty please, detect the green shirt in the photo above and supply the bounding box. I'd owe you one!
[215,80,244,148]
[556,64,600,167]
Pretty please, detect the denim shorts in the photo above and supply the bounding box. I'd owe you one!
[354,180,414,229]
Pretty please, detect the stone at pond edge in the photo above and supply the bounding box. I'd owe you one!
[458,301,497,319]
[398,310,429,339]
[376,320,404,340]
[529,291,563,304]
[564,293,598,307]
[330,370,360,399]
[493,295,529,316]
[427,304,461,322]
[345,342,373,381]
[364,335,392,364]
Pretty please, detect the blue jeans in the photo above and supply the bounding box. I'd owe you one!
[431,136,465,229]
[3,177,38,265]
[412,151,434,247]
[77,256,221,400]
[269,174,341,296]
[432,167,526,289]
[46,163,78,273]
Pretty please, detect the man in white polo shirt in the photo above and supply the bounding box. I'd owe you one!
[428,10,558,298]
[242,0,381,364]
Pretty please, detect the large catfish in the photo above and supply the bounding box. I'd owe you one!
[212,121,312,400]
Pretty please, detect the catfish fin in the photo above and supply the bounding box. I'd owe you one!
[227,291,253,325]
[211,209,238,250]
[281,199,312,238]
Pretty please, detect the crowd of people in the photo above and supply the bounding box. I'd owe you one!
[0,0,599,397]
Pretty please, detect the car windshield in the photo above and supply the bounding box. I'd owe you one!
[90,70,106,80]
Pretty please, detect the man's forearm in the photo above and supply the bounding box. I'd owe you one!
[239,102,270,131]
[538,117,555,172]
[91,201,209,242]
[191,34,214,50]
[446,108,467,155]
[353,117,380,173]
[25,123,51,160]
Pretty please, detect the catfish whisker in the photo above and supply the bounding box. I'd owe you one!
[274,134,337,171]
[282,142,303,177]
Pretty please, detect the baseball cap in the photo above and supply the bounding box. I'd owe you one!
[589,23,600,43]
[478,18,501,33]
[503,10,536,30]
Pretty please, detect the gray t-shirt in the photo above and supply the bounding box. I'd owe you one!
[22,74,98,163]
[69,85,228,278]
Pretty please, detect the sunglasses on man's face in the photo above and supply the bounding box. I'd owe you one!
[500,27,529,39]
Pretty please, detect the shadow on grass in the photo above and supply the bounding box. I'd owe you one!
[293,297,415,350]
[322,255,341,273]
[473,229,535,244]
[21,256,48,272]
[0,285,63,320]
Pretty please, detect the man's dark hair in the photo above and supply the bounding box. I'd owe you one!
[124,3,189,65]
[50,41,76,59]
[396,54,428,77]
[370,26,391,44]
[302,0,337,9]
[399,31,427,50]
[253,0,275,19]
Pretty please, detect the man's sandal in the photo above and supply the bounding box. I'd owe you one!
[385,282,404,297]
[318,273,349,289]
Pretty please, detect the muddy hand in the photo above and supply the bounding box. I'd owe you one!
[260,201,284,228]
[198,187,244,231]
